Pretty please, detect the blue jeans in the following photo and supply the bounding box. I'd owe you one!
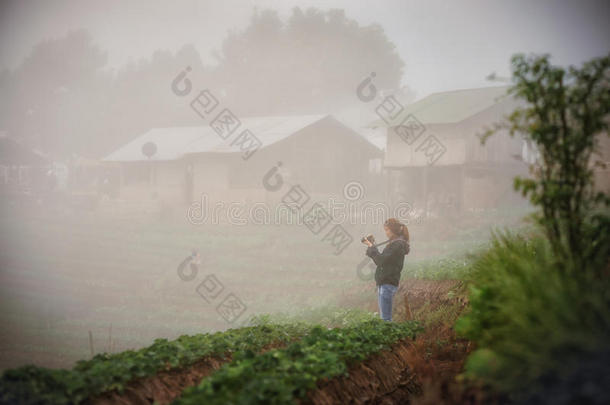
[378,284,398,321]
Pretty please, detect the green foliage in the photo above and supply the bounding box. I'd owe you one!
[402,256,474,280]
[466,53,610,400]
[250,306,378,328]
[488,53,610,273]
[0,323,310,405]
[175,319,422,405]
[456,232,610,399]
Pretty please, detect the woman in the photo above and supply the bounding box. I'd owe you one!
[363,218,410,322]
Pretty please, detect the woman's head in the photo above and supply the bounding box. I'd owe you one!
[383,218,410,241]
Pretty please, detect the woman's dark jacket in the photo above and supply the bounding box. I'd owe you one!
[366,237,409,287]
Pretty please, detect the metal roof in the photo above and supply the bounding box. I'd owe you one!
[358,127,387,151]
[103,114,346,162]
[103,127,205,162]
[186,114,327,154]
[368,86,511,127]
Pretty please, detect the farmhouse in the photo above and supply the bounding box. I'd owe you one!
[369,86,530,215]
[103,115,383,209]
[0,132,51,191]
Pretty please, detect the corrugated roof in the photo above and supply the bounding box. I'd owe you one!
[187,114,327,154]
[358,127,387,151]
[368,86,511,127]
[103,127,205,161]
[103,114,331,162]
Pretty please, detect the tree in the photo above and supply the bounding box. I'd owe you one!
[2,29,110,157]
[1,8,406,158]
[106,44,210,156]
[211,8,405,115]
[487,54,610,274]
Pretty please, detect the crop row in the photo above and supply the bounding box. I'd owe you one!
[175,319,422,405]
[0,323,311,405]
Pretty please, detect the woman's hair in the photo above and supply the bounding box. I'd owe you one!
[384,218,410,241]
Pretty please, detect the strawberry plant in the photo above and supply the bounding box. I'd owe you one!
[175,319,422,405]
[0,323,310,405]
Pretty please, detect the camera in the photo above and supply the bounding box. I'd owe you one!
[360,234,375,244]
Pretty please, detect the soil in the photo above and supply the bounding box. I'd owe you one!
[312,278,492,404]
[86,355,228,405]
[301,338,421,405]
[86,342,287,405]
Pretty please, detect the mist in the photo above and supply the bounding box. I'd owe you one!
[0,0,608,373]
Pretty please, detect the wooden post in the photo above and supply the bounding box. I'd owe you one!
[88,330,94,358]
[404,294,413,320]
[459,165,465,213]
[118,164,124,188]
[422,166,428,217]
[107,324,113,353]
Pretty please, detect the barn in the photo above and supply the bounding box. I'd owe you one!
[368,86,530,215]
[102,115,383,211]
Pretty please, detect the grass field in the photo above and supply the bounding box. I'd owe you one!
[0,200,531,370]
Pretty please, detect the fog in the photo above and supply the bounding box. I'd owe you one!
[0,0,608,369]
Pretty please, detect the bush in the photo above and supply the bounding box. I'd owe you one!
[456,232,610,402]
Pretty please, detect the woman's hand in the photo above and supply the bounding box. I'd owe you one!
[364,239,373,247]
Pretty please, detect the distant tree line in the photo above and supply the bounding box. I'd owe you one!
[0,8,405,159]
